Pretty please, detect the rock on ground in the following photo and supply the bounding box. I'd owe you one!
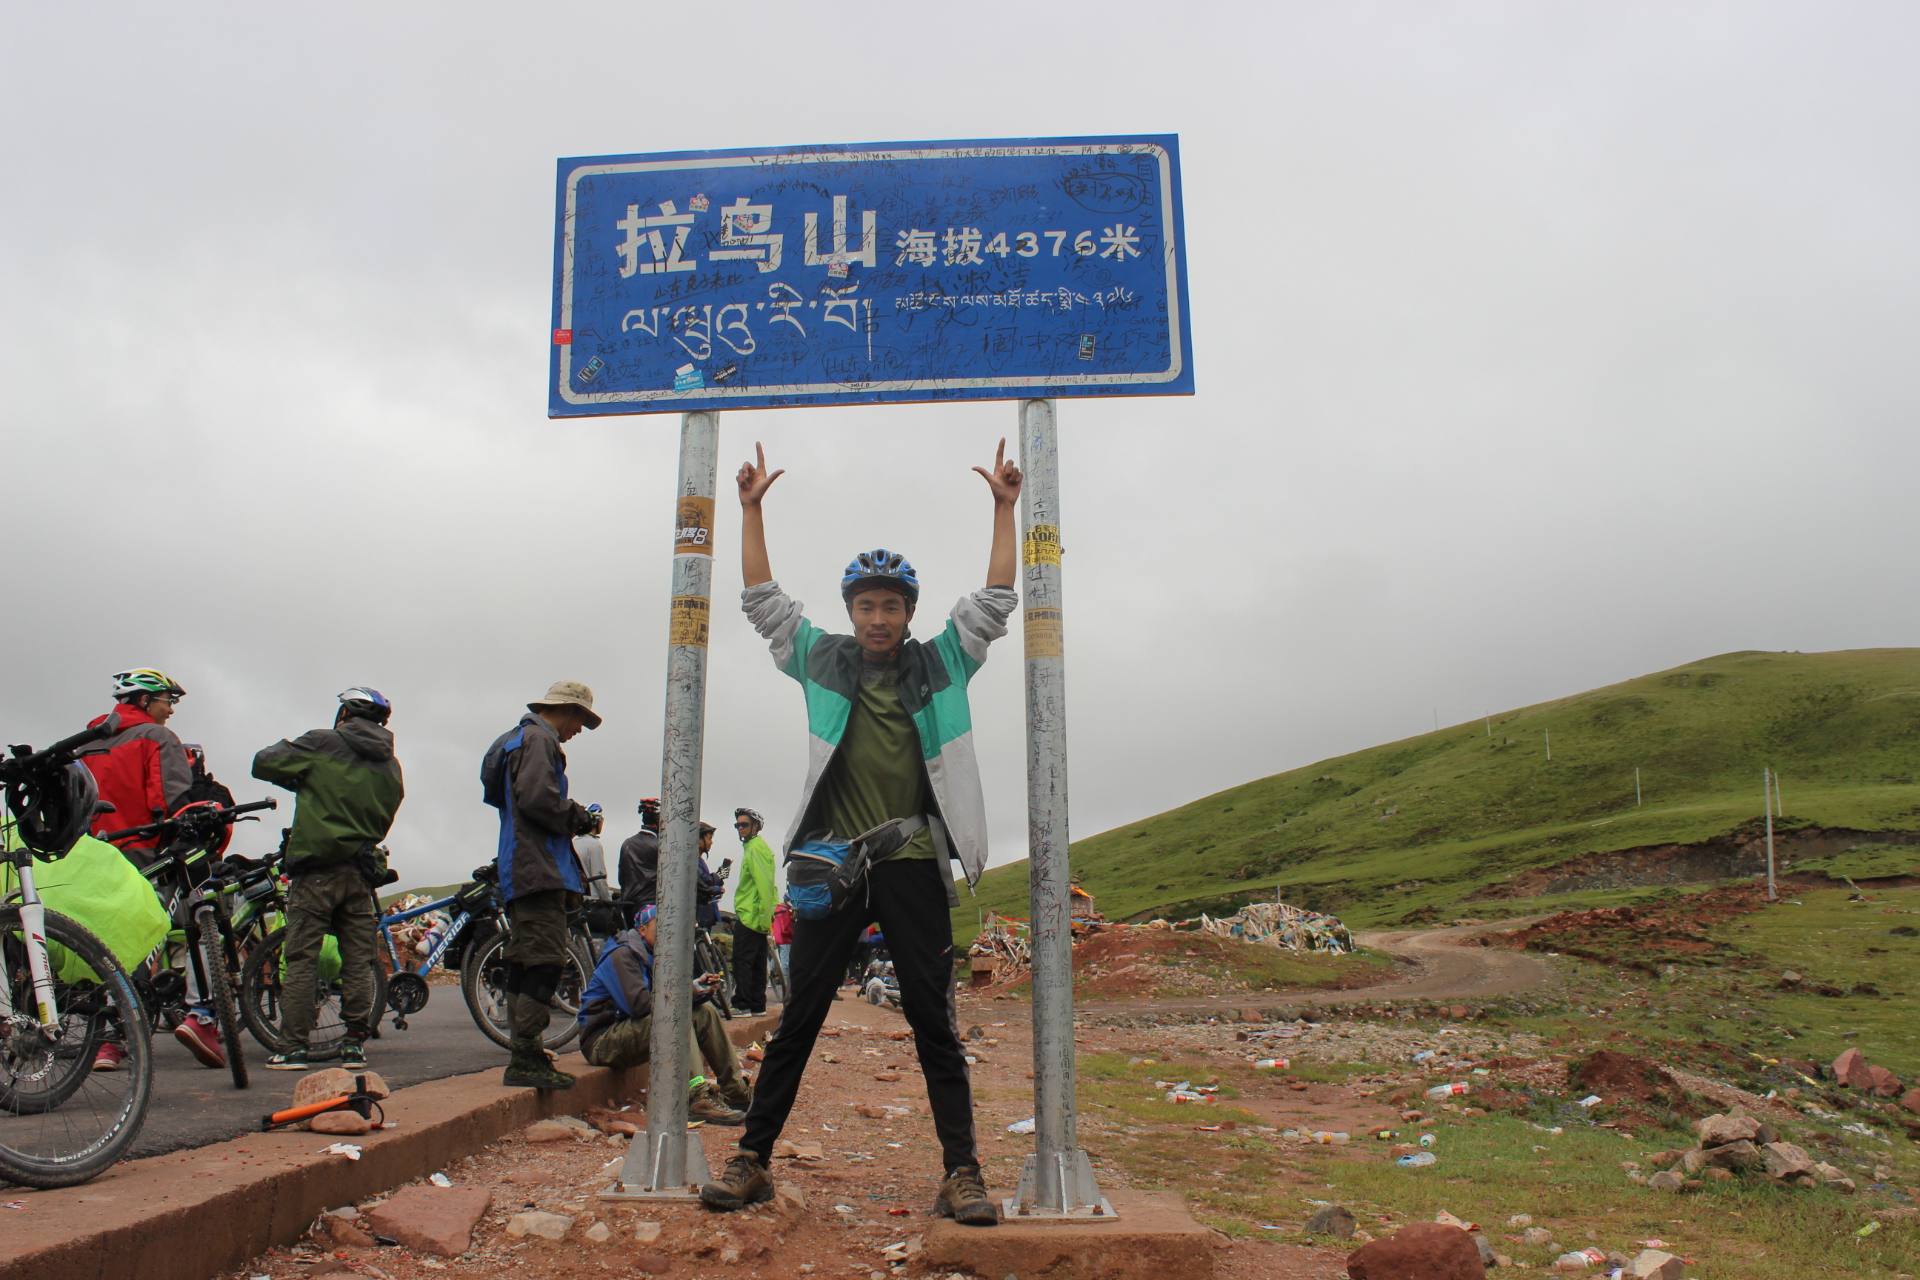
[363,1185,491,1257]
[309,1108,375,1135]
[1832,1048,1873,1089]
[291,1067,391,1109]
[1813,1161,1857,1193]
[1694,1112,1774,1147]
[1648,1170,1685,1192]
[1703,1139,1765,1173]
[1901,1086,1920,1116]
[505,1210,574,1240]
[1629,1249,1684,1279]
[1305,1204,1358,1239]
[524,1119,581,1143]
[1763,1141,1815,1183]
[1346,1222,1486,1279]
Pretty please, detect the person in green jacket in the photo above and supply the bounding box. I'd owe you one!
[254,688,404,1071]
[728,807,776,1015]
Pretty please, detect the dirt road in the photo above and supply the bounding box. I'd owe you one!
[1077,918,1550,1019]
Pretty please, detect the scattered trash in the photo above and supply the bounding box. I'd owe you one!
[1258,1223,1287,1231]
[1006,1118,1035,1134]
[1552,1247,1608,1269]
[1253,1058,1288,1070]
[321,1143,362,1160]
[1195,899,1354,953]
[886,1207,911,1217]
[1426,1082,1470,1101]
[1396,1152,1437,1168]
[3,1201,27,1211]
[1195,1124,1225,1132]
[1434,1210,1477,1231]
[1637,1238,1668,1249]
[1856,1220,1881,1238]
[1310,1131,1350,1144]
[1412,1050,1438,1063]
[1419,1134,1436,1148]
[1576,1095,1603,1108]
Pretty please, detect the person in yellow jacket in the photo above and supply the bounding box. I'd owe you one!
[729,807,776,1015]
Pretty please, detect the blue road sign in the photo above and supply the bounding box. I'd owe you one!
[549,136,1193,417]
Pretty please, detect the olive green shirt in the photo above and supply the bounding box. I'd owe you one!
[814,662,937,861]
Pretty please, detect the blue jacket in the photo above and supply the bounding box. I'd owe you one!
[577,930,653,1058]
[481,713,588,902]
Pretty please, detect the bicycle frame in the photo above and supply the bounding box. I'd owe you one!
[0,854,63,1034]
[378,893,489,979]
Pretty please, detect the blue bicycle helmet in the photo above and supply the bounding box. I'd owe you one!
[841,548,919,604]
[338,687,392,724]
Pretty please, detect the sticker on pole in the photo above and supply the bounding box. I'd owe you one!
[1024,608,1064,658]
[668,596,710,647]
[550,135,1194,417]
[674,496,715,555]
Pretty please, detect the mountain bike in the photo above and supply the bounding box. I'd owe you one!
[234,847,390,1060]
[462,870,597,1052]
[0,719,154,1188]
[104,800,279,1090]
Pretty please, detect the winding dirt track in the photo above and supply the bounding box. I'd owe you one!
[1076,918,1552,1019]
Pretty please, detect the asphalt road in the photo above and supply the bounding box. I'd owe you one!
[129,991,508,1160]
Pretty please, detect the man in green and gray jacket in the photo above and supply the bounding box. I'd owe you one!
[701,440,1020,1226]
[255,688,404,1071]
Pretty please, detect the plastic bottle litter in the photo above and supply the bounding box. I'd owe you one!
[1426,1082,1470,1101]
[1253,1058,1288,1070]
[1552,1247,1608,1269]
[1412,1050,1437,1063]
[1007,1117,1036,1134]
[1309,1131,1350,1145]
[1395,1151,1437,1168]
[1419,1133,1436,1148]
[1575,1094,1603,1108]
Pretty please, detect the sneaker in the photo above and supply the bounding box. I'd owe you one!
[340,1039,368,1071]
[92,1043,127,1072]
[174,1012,226,1069]
[265,1048,312,1071]
[689,1092,746,1127]
[934,1164,1000,1226]
[699,1152,774,1211]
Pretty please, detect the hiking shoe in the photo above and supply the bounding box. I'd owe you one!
[934,1164,1000,1226]
[689,1092,746,1126]
[340,1039,369,1071]
[92,1043,127,1072]
[699,1153,773,1211]
[502,1041,574,1091]
[265,1048,312,1071]
[720,1082,754,1113]
[174,1012,225,1069]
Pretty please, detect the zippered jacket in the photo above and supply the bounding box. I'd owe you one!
[84,704,193,852]
[577,929,654,1058]
[481,713,589,902]
[742,580,1016,887]
[733,833,776,933]
[252,718,405,871]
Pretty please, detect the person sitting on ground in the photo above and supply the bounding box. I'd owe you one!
[577,904,753,1124]
[699,439,1020,1226]
[254,688,405,1072]
[481,679,603,1091]
[617,796,663,906]
[729,807,775,1016]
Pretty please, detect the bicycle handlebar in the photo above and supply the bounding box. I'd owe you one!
[100,797,278,844]
[2,714,120,776]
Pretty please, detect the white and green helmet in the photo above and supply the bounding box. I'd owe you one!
[111,667,186,701]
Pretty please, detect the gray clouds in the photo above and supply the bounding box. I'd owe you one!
[4,3,1918,896]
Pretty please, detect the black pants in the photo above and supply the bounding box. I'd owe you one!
[740,858,975,1173]
[731,925,769,1012]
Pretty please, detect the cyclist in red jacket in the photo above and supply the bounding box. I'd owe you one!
[84,668,193,862]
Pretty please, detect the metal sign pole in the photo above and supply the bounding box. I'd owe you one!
[1007,398,1112,1220]
[605,411,719,1200]
[1763,768,1777,902]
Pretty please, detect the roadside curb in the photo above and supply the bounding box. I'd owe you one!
[1,1014,776,1280]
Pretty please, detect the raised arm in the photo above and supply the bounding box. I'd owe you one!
[972,437,1024,588]
[737,441,785,587]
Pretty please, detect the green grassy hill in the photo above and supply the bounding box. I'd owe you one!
[960,649,1920,934]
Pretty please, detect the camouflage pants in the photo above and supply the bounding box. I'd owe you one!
[280,864,377,1047]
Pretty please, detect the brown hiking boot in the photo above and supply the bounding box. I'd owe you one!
[934,1164,999,1226]
[689,1091,746,1126]
[700,1152,774,1210]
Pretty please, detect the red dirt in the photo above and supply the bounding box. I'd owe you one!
[1490,883,1772,971]
[1568,1049,1708,1130]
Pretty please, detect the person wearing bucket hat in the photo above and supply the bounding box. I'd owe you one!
[480,679,603,1089]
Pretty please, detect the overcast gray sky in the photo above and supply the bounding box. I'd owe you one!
[4,3,1917,901]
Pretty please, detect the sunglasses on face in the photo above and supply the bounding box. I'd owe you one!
[734,821,753,829]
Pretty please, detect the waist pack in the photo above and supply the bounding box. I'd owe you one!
[785,817,928,922]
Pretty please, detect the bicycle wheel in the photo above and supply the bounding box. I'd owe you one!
[696,933,735,1019]
[0,908,153,1188]
[461,930,589,1052]
[240,927,388,1057]
[193,907,248,1090]
[767,947,789,1006]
